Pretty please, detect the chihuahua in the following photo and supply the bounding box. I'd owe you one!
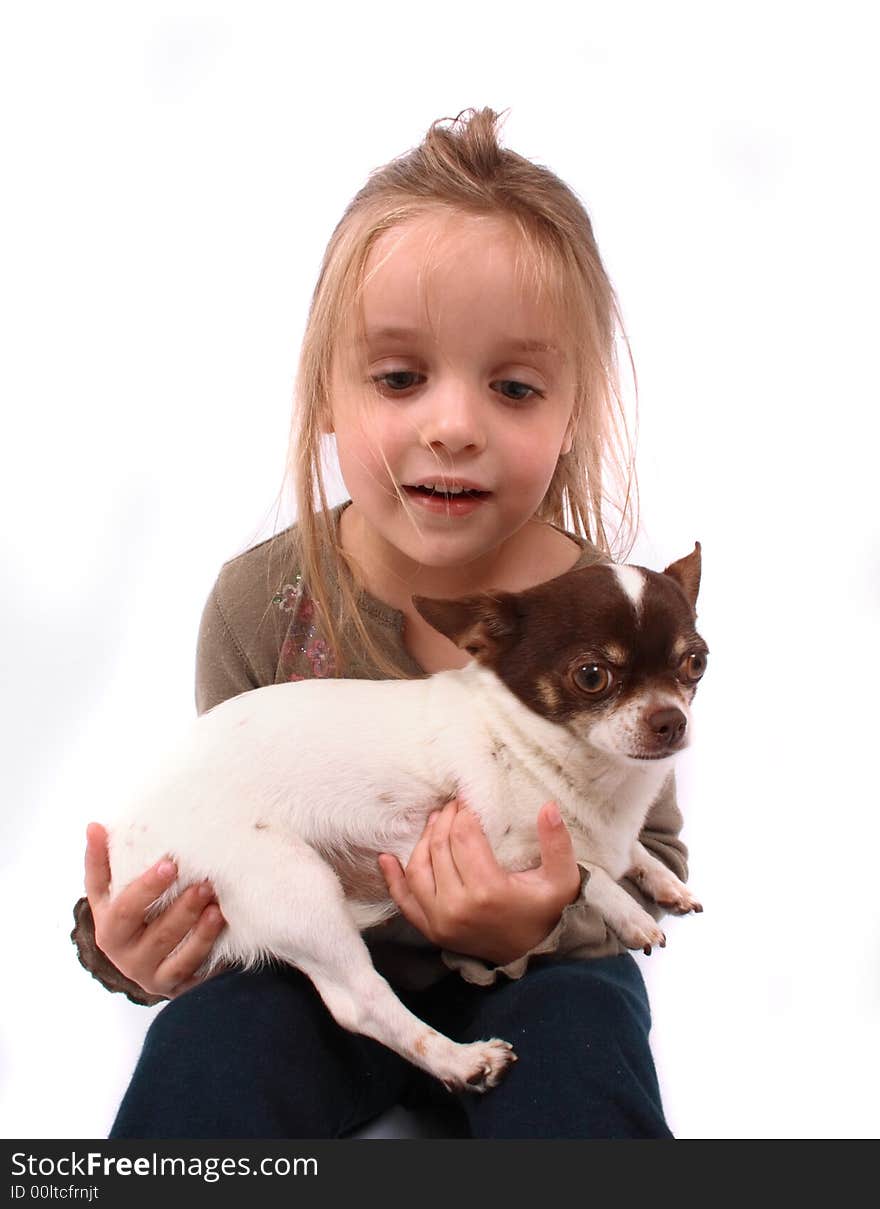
[106,545,707,1093]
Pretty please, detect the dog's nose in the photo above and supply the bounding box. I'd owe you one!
[647,707,687,748]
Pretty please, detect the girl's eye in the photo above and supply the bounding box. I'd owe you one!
[492,380,542,403]
[370,373,542,402]
[372,372,424,392]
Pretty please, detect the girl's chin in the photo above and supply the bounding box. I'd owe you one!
[351,492,540,562]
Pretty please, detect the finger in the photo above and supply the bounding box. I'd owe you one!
[427,800,466,896]
[403,812,439,899]
[140,881,218,965]
[378,852,403,895]
[97,857,178,949]
[84,822,111,904]
[378,854,433,937]
[536,802,580,896]
[153,901,227,996]
[171,963,223,1000]
[449,805,502,884]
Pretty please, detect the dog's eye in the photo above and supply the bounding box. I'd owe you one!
[680,652,707,682]
[573,664,613,695]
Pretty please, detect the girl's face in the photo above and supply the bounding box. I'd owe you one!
[328,210,576,575]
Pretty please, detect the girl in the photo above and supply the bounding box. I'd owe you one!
[74,107,687,1139]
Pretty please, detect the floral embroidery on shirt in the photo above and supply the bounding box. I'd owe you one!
[273,580,303,612]
[273,573,336,680]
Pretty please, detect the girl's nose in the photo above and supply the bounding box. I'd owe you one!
[418,383,487,455]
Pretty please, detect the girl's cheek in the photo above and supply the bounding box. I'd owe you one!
[502,432,556,476]
[372,425,409,468]
[353,414,395,459]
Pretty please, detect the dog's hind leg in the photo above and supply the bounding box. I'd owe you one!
[300,938,516,1094]
[224,840,516,1093]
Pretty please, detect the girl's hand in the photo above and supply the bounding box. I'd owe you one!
[84,822,226,999]
[377,799,582,966]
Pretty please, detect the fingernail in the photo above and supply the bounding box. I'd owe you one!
[428,812,439,826]
[197,882,213,900]
[546,802,561,826]
[156,860,176,879]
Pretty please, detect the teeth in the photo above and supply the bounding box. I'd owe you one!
[413,484,472,494]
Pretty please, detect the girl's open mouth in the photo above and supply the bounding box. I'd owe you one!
[402,485,491,515]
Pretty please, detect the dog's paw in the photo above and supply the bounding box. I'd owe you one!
[617,912,667,956]
[442,1039,517,1094]
[635,866,703,916]
[654,884,703,915]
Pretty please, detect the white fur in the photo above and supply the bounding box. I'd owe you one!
[585,692,695,763]
[108,658,694,1092]
[613,564,645,615]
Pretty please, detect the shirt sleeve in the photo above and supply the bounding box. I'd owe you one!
[194,583,262,715]
[439,772,689,986]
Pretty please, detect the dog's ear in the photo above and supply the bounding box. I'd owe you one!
[663,542,701,613]
[411,592,521,662]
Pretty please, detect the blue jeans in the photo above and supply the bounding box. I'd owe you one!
[110,954,672,1139]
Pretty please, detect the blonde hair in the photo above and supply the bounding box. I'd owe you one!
[283,106,638,679]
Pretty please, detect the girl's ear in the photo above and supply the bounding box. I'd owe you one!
[560,414,575,457]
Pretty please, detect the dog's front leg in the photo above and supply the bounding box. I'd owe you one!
[579,862,667,954]
[626,841,703,916]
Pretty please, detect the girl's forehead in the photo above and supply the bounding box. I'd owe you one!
[363,210,522,284]
[354,211,566,350]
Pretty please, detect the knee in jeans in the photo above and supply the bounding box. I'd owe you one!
[495,960,649,1039]
[144,968,320,1053]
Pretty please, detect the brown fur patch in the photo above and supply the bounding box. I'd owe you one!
[321,847,391,903]
[414,1029,437,1057]
[480,562,706,726]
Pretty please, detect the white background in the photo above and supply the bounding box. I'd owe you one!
[2,1,878,1140]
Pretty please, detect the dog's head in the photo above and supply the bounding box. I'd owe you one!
[412,545,708,765]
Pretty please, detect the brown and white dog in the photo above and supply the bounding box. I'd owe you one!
[105,545,708,1092]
